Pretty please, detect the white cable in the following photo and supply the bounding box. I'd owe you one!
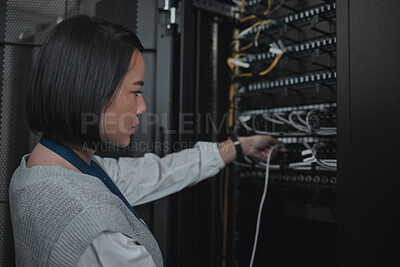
[233,160,280,170]
[269,47,283,55]
[229,58,250,68]
[303,142,312,150]
[305,110,317,129]
[296,111,308,126]
[315,130,337,136]
[278,40,286,51]
[276,112,311,134]
[289,161,312,167]
[244,155,253,164]
[288,111,311,133]
[254,129,308,136]
[234,145,337,172]
[302,144,337,171]
[238,26,255,38]
[316,159,337,169]
[242,112,336,136]
[239,116,253,132]
[322,159,337,163]
[320,127,337,130]
[262,113,284,124]
[249,144,282,267]
[291,166,312,170]
[274,113,292,125]
[254,129,278,135]
[240,115,306,136]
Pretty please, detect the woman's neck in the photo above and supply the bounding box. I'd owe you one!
[27,141,95,171]
[65,142,96,165]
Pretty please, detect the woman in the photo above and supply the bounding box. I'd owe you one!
[9,15,279,266]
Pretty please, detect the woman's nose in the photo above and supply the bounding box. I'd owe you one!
[136,95,146,115]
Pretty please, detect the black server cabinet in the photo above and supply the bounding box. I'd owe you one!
[337,0,400,266]
[172,0,400,267]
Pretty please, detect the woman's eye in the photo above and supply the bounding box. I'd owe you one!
[131,90,143,96]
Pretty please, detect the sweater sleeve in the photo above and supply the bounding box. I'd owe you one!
[77,231,157,267]
[92,142,225,206]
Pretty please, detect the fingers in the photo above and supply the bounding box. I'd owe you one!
[242,135,286,161]
[259,135,280,147]
[252,135,278,149]
[267,136,280,146]
[258,141,286,161]
[259,150,268,161]
[264,147,278,160]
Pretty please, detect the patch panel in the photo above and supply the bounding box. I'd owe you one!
[239,3,336,39]
[237,104,336,138]
[243,0,269,8]
[245,70,336,92]
[237,170,336,206]
[242,36,336,64]
[239,171,336,187]
[242,102,336,115]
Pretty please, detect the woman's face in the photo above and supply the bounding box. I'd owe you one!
[99,51,146,147]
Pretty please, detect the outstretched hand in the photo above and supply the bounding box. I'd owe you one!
[238,135,284,161]
[218,135,285,164]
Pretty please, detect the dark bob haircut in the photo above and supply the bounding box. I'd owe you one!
[25,15,143,149]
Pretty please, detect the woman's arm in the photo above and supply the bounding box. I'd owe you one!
[93,135,279,206]
[93,142,225,206]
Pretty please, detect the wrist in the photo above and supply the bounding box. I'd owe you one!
[231,135,243,160]
[218,139,236,165]
[237,136,252,156]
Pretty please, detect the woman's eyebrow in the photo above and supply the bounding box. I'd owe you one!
[132,81,144,86]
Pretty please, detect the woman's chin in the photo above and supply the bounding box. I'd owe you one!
[105,138,131,148]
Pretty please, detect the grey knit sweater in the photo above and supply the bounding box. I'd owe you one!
[9,155,164,267]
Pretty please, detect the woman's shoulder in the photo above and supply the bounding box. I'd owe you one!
[11,142,93,191]
[10,157,106,207]
[26,143,81,172]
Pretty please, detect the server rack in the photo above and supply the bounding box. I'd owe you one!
[172,0,400,267]
[1,0,399,266]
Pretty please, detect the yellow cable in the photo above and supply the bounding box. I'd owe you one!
[221,166,230,267]
[240,14,257,23]
[239,0,245,16]
[240,42,253,51]
[270,4,281,14]
[227,53,248,72]
[236,49,287,77]
[263,0,273,16]
[251,20,266,28]
[234,20,268,52]
[255,20,269,42]
[227,58,235,71]
[237,72,253,78]
[229,84,235,127]
[258,51,285,76]
[234,65,239,75]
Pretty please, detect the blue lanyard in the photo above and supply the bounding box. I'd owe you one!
[39,136,143,224]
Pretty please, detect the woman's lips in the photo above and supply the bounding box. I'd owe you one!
[130,120,139,133]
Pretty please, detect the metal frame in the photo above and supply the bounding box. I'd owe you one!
[193,0,238,19]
